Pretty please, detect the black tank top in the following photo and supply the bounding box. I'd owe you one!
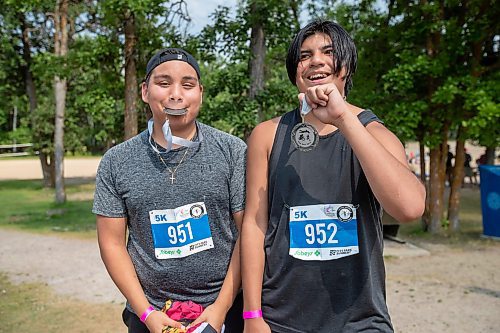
[263,109,393,333]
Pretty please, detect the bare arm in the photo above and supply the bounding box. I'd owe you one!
[190,210,244,332]
[339,114,425,221]
[241,120,277,333]
[303,85,425,222]
[216,210,244,308]
[96,215,182,333]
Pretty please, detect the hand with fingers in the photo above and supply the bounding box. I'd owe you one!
[299,83,349,126]
[145,310,184,333]
[187,303,226,333]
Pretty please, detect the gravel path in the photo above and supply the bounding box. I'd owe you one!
[0,157,101,180]
[1,157,499,332]
[386,242,500,333]
[1,228,499,332]
[0,229,124,304]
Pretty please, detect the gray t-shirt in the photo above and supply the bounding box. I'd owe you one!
[93,122,246,310]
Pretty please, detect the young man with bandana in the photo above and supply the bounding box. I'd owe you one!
[93,48,246,333]
[240,20,426,332]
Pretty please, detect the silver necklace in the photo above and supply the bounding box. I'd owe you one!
[156,148,190,184]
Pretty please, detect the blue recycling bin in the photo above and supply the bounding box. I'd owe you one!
[479,165,500,238]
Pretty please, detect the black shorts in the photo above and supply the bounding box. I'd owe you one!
[122,293,243,333]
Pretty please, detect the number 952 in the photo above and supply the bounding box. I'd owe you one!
[304,223,338,245]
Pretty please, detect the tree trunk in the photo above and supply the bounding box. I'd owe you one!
[124,10,138,140]
[485,146,495,165]
[248,1,266,123]
[20,14,37,113]
[428,146,445,233]
[422,0,444,233]
[419,141,430,231]
[53,0,68,204]
[448,136,465,231]
[20,13,55,187]
[39,152,55,188]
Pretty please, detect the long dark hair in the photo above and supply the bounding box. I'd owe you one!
[286,20,357,96]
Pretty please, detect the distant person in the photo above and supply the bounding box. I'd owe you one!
[446,145,454,186]
[408,151,418,175]
[93,48,246,333]
[475,150,489,185]
[240,20,425,333]
[463,148,476,186]
[476,151,488,166]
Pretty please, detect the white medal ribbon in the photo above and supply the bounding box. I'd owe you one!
[148,119,202,154]
[300,96,312,116]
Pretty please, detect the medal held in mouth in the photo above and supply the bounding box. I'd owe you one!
[291,97,319,151]
[163,107,188,116]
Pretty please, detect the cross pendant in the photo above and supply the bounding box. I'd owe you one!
[169,174,175,184]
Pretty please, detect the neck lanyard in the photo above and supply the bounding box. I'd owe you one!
[147,119,202,154]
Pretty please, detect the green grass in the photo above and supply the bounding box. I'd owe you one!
[0,179,488,244]
[0,179,96,238]
[0,273,123,333]
[397,187,489,246]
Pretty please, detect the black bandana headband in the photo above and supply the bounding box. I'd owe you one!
[145,48,201,81]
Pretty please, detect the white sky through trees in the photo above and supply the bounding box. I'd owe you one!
[184,0,313,34]
[185,0,237,34]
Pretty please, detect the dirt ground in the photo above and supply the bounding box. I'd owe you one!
[0,157,101,180]
[1,158,499,332]
[1,229,499,332]
[385,240,500,333]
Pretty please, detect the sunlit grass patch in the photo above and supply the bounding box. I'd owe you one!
[0,179,96,238]
[0,273,123,333]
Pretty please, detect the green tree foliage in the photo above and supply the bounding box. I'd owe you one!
[98,0,190,138]
[0,0,190,156]
[1,1,496,213]
[0,0,46,144]
[62,36,124,153]
[465,73,500,148]
[309,0,498,232]
[192,1,303,138]
[1,0,304,149]
[308,0,422,142]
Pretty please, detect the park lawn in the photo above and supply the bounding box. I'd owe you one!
[0,179,486,242]
[0,179,97,239]
[0,179,124,333]
[397,187,487,246]
[0,179,489,333]
[0,273,123,333]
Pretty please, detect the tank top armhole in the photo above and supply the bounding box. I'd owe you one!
[269,110,298,172]
[358,109,383,127]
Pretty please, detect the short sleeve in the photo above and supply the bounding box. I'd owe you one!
[229,139,247,214]
[92,151,127,217]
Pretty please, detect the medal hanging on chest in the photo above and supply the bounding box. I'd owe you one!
[291,98,319,151]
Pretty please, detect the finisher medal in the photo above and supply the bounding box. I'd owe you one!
[163,107,188,116]
[291,98,319,151]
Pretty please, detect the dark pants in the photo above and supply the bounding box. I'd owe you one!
[123,293,244,333]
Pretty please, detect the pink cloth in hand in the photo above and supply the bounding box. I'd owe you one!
[165,300,205,333]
